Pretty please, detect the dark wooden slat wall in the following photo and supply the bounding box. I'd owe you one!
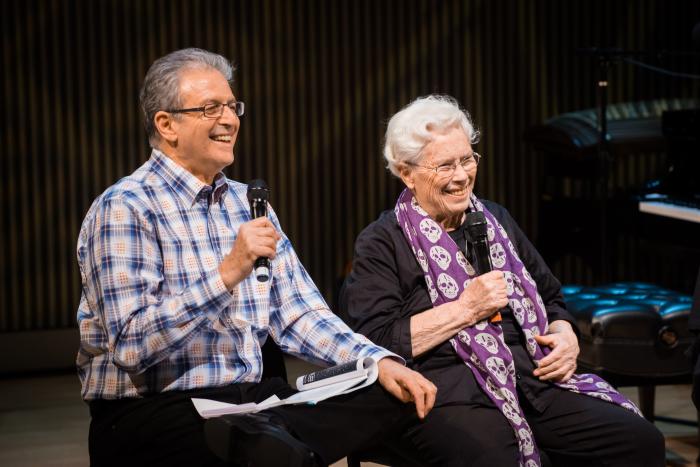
[2,0,698,332]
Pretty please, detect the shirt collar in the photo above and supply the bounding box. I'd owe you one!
[149,149,229,207]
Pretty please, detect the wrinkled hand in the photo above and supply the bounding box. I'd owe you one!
[533,320,579,382]
[219,217,281,289]
[457,271,508,325]
[377,358,437,419]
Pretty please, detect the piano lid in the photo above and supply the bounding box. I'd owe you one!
[524,98,700,158]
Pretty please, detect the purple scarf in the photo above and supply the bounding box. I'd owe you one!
[395,189,641,467]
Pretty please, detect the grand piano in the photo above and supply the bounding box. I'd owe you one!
[524,98,700,294]
[638,107,700,223]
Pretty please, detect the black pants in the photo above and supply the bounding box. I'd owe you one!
[398,388,665,467]
[88,377,409,467]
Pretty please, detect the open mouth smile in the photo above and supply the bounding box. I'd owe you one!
[210,134,233,143]
[443,187,467,197]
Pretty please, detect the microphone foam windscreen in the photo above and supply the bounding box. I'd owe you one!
[247,179,269,202]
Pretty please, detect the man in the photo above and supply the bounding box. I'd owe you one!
[76,48,436,467]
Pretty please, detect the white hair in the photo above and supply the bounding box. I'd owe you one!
[383,95,479,177]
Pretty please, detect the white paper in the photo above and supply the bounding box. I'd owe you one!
[191,357,379,419]
[284,376,366,405]
[192,395,282,418]
[191,398,258,418]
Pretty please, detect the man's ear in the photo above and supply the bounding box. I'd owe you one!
[153,111,178,145]
[397,162,416,190]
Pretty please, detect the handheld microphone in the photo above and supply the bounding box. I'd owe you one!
[246,179,270,282]
[466,212,502,323]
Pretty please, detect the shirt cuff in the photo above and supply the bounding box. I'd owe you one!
[357,344,406,366]
[547,307,580,339]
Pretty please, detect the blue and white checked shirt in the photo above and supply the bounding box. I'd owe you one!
[76,150,393,400]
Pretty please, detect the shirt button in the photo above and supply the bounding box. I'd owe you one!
[516,372,522,380]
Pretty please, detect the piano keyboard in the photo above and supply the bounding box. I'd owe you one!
[639,199,700,223]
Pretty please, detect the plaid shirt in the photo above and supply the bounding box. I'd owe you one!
[77,150,392,400]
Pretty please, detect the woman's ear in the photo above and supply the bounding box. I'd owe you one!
[397,162,416,190]
[154,111,178,145]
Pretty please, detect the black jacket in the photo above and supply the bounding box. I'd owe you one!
[339,200,579,409]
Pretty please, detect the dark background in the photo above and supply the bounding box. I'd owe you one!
[1,0,699,354]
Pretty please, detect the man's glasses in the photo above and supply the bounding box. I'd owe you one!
[407,152,482,178]
[167,101,245,118]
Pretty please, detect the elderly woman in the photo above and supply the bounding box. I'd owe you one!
[339,95,664,467]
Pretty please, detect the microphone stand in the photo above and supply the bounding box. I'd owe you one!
[576,46,700,282]
[596,52,612,283]
[576,48,654,282]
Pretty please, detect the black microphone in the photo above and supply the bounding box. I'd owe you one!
[466,211,501,322]
[246,179,270,282]
[466,212,492,274]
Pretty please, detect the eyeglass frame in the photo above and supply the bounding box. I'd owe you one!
[166,100,245,118]
[406,152,482,177]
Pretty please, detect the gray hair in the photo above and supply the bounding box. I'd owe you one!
[383,95,479,177]
[139,48,234,146]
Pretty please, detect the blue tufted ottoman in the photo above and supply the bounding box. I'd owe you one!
[562,282,694,421]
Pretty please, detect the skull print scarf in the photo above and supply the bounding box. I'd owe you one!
[394,189,642,467]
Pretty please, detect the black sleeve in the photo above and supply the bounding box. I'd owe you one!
[338,213,429,363]
[486,202,580,337]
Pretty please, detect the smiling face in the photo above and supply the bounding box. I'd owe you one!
[399,126,477,229]
[154,67,240,184]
